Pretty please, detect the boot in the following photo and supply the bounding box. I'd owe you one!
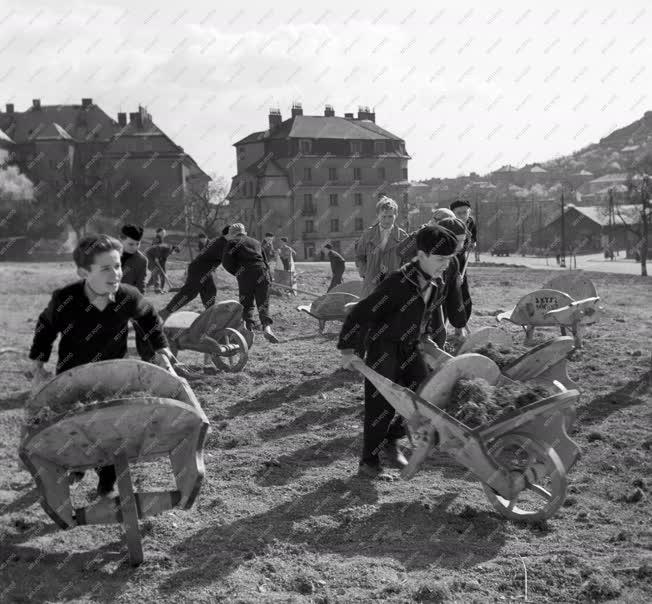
[357,460,383,478]
[383,441,409,468]
[263,325,279,343]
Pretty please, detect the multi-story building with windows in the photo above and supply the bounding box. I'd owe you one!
[227,103,410,259]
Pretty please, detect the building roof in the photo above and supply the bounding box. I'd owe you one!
[494,164,518,173]
[589,173,629,184]
[0,128,13,144]
[551,204,641,227]
[32,122,73,141]
[0,103,118,142]
[529,165,547,173]
[235,114,403,145]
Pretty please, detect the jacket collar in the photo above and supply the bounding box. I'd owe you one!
[400,261,442,293]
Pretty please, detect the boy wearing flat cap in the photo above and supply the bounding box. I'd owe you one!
[338,225,467,478]
[119,224,154,361]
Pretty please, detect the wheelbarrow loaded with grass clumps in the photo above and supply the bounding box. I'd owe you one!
[496,273,605,348]
[19,359,209,566]
[436,326,578,391]
[164,300,254,372]
[349,342,581,521]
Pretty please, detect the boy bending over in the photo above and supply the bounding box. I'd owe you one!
[29,234,176,497]
[338,225,466,478]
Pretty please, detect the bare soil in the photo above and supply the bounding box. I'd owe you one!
[0,261,650,603]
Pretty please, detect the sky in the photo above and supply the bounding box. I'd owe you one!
[1,0,650,181]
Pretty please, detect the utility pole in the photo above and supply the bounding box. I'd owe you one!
[474,198,480,261]
[560,190,566,268]
[608,187,614,260]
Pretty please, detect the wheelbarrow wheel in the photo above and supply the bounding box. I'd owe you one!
[210,327,249,373]
[482,433,567,521]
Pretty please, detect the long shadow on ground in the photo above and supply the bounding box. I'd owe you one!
[160,478,506,594]
[227,369,360,418]
[0,539,131,603]
[579,374,650,425]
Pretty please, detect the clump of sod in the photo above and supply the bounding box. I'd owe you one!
[449,378,551,428]
[471,343,520,370]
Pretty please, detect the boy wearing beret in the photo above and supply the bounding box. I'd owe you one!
[338,226,466,477]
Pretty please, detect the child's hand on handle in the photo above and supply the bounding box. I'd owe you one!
[154,348,178,376]
[30,361,52,395]
[341,349,358,370]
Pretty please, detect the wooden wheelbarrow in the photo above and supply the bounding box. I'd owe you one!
[350,348,581,521]
[296,280,363,333]
[496,273,605,348]
[19,359,209,566]
[442,326,578,390]
[164,300,254,373]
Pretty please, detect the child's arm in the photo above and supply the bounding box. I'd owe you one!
[131,293,175,370]
[337,274,403,352]
[28,291,61,381]
[443,263,467,329]
[221,241,239,276]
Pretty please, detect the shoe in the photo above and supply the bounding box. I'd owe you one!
[357,461,383,478]
[245,321,257,331]
[262,326,279,343]
[383,441,409,468]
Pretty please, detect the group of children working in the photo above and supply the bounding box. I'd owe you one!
[27,197,477,494]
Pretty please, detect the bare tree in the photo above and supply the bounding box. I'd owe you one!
[185,174,231,238]
[618,155,652,276]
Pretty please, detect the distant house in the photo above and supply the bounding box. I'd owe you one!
[0,98,210,227]
[531,203,642,254]
[227,103,410,259]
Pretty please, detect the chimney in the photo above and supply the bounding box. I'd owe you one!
[268,108,282,129]
[5,103,13,114]
[344,112,354,119]
[357,105,375,122]
[129,112,142,128]
[117,112,127,127]
[291,102,303,117]
[324,104,335,117]
[32,99,41,110]
[82,98,93,108]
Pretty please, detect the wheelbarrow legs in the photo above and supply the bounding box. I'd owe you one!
[524,325,536,346]
[114,452,144,566]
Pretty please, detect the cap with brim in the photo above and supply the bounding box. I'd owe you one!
[450,199,471,210]
[121,224,144,241]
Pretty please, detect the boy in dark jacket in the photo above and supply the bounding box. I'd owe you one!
[159,225,230,323]
[338,225,466,477]
[324,243,346,291]
[29,234,176,497]
[120,224,147,294]
[222,223,278,343]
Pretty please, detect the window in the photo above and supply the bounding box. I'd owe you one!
[402,168,408,180]
[350,141,362,155]
[303,167,312,181]
[238,146,245,159]
[248,181,254,197]
[329,193,338,206]
[305,220,315,233]
[330,218,339,232]
[304,243,315,259]
[328,167,337,181]
[378,167,386,180]
[300,139,312,153]
[353,167,361,181]
[354,217,364,231]
[354,193,362,206]
[303,193,315,215]
[374,140,385,154]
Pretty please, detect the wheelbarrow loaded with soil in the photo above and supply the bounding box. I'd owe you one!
[349,343,581,521]
[296,280,363,333]
[19,359,209,565]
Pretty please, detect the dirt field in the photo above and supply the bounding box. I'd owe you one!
[0,261,650,603]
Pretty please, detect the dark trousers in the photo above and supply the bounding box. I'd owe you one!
[281,258,291,271]
[327,270,344,292]
[362,341,428,464]
[238,268,272,326]
[147,266,165,290]
[165,265,217,314]
[460,275,472,324]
